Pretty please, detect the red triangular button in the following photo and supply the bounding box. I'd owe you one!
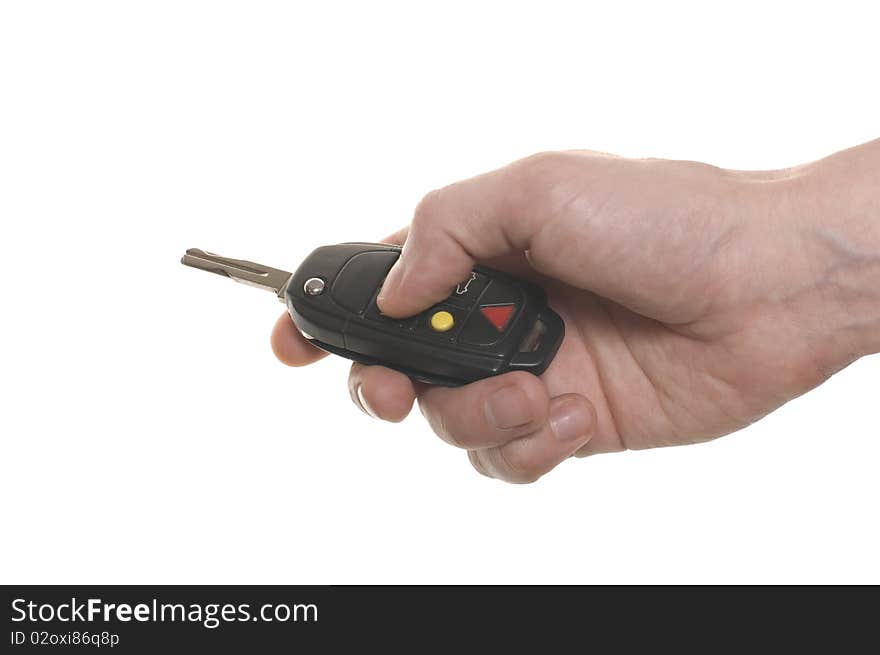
[480,304,514,331]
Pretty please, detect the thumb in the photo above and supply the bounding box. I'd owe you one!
[377,160,542,318]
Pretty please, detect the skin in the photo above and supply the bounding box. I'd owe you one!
[272,139,880,483]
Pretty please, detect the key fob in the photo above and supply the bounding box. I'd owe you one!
[285,242,564,386]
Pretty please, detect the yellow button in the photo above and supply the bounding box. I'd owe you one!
[430,310,455,332]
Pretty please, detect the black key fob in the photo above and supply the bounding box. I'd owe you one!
[285,242,564,386]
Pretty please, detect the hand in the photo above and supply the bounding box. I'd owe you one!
[272,142,880,482]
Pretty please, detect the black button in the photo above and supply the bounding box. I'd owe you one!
[459,281,523,346]
[445,271,490,308]
[364,294,414,329]
[331,251,399,314]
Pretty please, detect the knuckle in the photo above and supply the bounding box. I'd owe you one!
[514,150,569,183]
[441,425,464,449]
[419,399,464,448]
[468,450,492,478]
[509,151,580,222]
[501,372,550,427]
[412,188,446,227]
[496,446,542,484]
[518,150,563,170]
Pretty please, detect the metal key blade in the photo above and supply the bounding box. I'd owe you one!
[181,248,292,301]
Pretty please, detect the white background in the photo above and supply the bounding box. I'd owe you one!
[1,1,878,584]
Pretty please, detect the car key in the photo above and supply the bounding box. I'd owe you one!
[182,243,564,386]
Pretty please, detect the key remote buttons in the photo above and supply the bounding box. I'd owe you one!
[430,310,455,332]
[182,243,564,386]
[304,277,326,296]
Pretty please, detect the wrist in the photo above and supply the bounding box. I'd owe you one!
[784,142,880,367]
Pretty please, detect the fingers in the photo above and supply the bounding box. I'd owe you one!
[470,394,596,484]
[417,371,550,449]
[344,363,595,482]
[348,363,416,423]
[270,312,328,366]
[377,157,548,318]
[381,226,409,246]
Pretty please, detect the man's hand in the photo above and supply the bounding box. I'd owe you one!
[271,141,880,483]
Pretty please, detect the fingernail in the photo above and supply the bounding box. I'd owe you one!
[356,384,378,418]
[549,399,592,443]
[485,386,532,429]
